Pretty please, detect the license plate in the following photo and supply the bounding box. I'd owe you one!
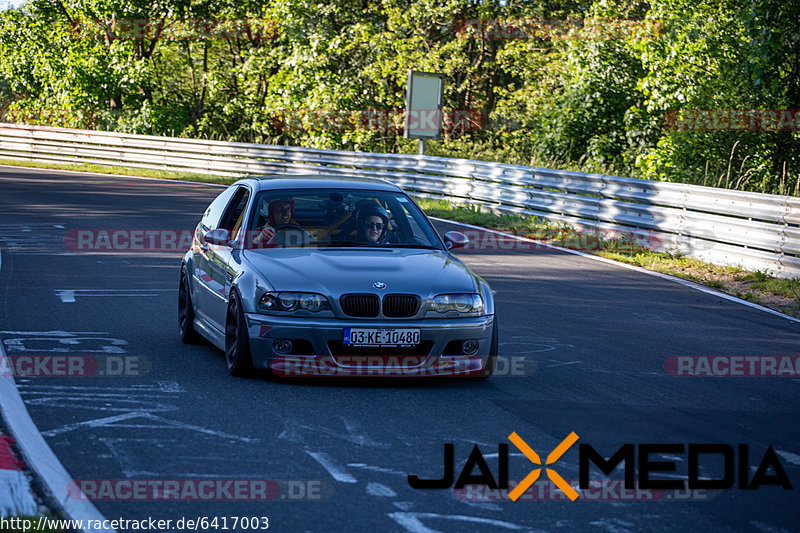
[343,328,420,347]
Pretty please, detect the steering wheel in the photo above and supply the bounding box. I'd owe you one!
[273,224,315,246]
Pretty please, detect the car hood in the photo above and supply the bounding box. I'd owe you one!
[243,248,478,297]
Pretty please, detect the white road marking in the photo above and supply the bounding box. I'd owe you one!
[750,521,793,533]
[98,437,171,478]
[458,500,505,511]
[366,482,396,497]
[41,411,257,442]
[392,502,415,511]
[22,397,178,414]
[0,331,115,532]
[4,335,128,354]
[347,463,408,476]
[388,512,540,533]
[776,450,800,466]
[56,290,76,302]
[18,382,183,393]
[0,223,67,255]
[544,360,583,368]
[306,451,357,483]
[55,288,173,302]
[279,418,389,447]
[588,518,636,533]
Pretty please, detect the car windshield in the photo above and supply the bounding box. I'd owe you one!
[245,188,443,250]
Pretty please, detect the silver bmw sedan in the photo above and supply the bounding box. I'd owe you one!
[178,175,497,378]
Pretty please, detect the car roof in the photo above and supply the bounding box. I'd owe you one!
[237,175,403,193]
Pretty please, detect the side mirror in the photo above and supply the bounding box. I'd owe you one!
[444,231,469,250]
[203,228,231,247]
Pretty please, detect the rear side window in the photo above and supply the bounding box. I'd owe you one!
[219,187,251,234]
[201,186,238,229]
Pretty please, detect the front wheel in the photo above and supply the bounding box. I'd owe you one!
[225,291,254,377]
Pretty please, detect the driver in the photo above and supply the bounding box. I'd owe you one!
[355,203,390,244]
[253,198,295,246]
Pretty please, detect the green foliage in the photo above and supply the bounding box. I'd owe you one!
[0,0,797,194]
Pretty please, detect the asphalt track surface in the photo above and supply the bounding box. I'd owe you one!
[1,165,799,532]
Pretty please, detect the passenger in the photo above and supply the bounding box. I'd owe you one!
[253,198,294,246]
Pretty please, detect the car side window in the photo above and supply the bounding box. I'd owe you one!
[201,186,239,229]
[218,187,251,234]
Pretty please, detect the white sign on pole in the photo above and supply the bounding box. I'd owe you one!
[404,71,444,140]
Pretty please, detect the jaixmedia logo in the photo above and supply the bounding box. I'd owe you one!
[407,432,793,501]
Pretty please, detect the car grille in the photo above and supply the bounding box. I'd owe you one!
[382,294,420,318]
[340,294,380,317]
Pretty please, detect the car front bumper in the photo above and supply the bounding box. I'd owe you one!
[244,313,495,377]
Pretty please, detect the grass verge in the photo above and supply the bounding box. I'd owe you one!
[2,159,797,318]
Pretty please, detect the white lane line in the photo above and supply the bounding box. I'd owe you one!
[0,334,115,532]
[306,451,357,483]
[56,290,75,303]
[433,216,800,325]
[55,289,174,303]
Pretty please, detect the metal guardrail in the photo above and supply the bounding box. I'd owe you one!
[1,122,798,278]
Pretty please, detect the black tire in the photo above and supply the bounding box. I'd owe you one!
[178,268,202,344]
[225,291,254,377]
[477,320,498,379]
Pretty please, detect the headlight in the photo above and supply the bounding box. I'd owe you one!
[428,294,484,315]
[258,292,330,313]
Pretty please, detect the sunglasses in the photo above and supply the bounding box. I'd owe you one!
[363,222,384,230]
